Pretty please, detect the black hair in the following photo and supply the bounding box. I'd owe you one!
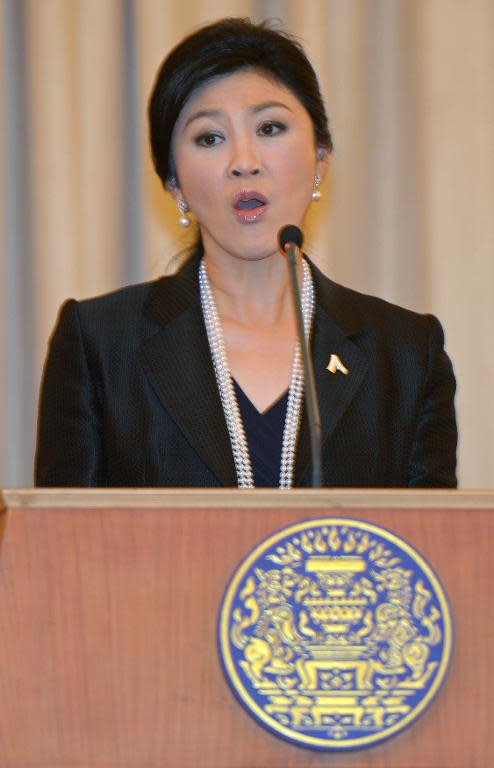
[148,17,333,188]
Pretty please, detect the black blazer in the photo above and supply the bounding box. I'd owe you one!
[35,256,457,487]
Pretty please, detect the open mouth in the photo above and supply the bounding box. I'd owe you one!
[236,198,265,210]
[232,190,268,221]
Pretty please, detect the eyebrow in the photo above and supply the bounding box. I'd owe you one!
[183,101,292,129]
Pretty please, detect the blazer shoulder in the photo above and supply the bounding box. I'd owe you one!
[73,254,201,330]
[49,280,163,361]
[75,279,157,320]
[312,262,442,343]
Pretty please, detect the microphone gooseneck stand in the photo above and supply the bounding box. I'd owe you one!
[278,225,322,488]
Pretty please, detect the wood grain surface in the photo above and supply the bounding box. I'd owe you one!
[0,489,492,767]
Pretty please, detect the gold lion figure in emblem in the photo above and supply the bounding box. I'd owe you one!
[239,603,304,685]
[361,602,437,689]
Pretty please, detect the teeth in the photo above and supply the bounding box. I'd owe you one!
[237,199,263,210]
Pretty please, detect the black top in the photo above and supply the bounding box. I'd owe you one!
[233,380,288,487]
[34,255,458,488]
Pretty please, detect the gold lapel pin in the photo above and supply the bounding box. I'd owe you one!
[327,354,349,375]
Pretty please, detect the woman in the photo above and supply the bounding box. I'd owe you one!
[35,18,457,488]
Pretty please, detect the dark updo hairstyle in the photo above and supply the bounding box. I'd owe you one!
[148,17,333,188]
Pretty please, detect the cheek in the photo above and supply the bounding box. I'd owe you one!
[174,156,203,191]
[281,153,317,208]
[278,143,317,186]
[175,157,222,212]
[184,181,227,234]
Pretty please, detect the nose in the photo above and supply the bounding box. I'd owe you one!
[232,167,260,177]
[228,137,261,177]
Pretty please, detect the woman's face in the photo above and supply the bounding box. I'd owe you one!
[171,69,327,263]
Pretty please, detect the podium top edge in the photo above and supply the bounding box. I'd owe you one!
[1,488,494,510]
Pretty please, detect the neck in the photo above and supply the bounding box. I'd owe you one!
[202,250,301,326]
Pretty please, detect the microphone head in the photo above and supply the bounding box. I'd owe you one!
[278,225,303,252]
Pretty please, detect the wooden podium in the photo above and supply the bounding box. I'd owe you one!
[0,488,492,767]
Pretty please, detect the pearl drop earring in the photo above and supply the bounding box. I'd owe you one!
[178,199,191,227]
[311,175,322,201]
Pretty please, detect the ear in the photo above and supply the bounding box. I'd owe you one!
[316,148,330,181]
[166,176,182,201]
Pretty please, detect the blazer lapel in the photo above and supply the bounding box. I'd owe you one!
[138,256,370,488]
[139,258,236,486]
[295,265,370,485]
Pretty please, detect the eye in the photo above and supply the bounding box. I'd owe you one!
[195,132,223,147]
[258,121,286,137]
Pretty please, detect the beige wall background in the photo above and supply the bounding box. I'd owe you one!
[1,0,493,487]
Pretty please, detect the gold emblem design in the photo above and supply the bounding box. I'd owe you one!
[327,354,349,375]
[219,519,452,750]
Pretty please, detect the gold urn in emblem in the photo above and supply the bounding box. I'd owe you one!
[304,555,368,637]
[219,519,453,750]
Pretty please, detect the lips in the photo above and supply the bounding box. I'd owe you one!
[232,190,269,222]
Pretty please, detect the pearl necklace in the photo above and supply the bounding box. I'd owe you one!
[198,258,314,488]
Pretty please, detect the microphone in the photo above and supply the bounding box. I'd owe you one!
[277,225,322,488]
[278,224,303,251]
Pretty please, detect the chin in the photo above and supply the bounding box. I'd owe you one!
[234,240,281,262]
[204,224,282,263]
[236,230,281,258]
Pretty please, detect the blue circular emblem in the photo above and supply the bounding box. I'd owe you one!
[218,518,453,750]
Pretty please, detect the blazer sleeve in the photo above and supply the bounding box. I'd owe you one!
[35,299,105,486]
[407,314,458,487]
